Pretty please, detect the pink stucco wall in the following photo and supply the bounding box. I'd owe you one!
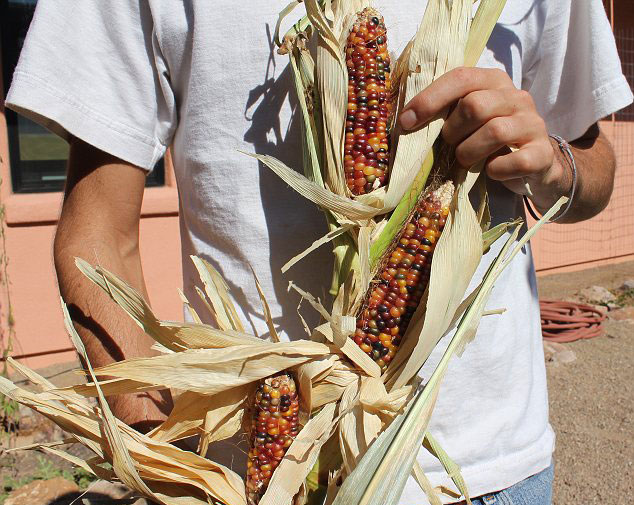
[530,120,634,274]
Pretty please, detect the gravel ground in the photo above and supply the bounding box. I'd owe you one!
[538,261,634,505]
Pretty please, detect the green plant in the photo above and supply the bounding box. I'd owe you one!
[614,288,634,308]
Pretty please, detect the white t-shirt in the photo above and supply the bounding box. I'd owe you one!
[7,1,632,502]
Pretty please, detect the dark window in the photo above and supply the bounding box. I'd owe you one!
[1,0,164,193]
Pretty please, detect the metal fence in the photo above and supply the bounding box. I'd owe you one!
[530,27,634,273]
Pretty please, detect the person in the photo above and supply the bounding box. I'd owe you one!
[5,1,631,503]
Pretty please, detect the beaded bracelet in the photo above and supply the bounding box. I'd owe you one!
[523,134,578,223]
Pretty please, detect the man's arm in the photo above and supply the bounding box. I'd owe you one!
[54,138,172,431]
[399,67,616,223]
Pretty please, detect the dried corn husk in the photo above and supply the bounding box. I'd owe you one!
[3,191,562,505]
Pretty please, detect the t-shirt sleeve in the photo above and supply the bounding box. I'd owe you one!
[526,0,633,142]
[5,0,176,171]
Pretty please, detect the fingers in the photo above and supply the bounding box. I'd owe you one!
[454,112,546,167]
[442,88,530,145]
[399,67,513,130]
[397,66,554,187]
[485,142,554,182]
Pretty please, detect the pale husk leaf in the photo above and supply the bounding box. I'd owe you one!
[75,258,258,351]
[0,373,249,505]
[190,256,245,333]
[288,34,323,185]
[313,322,381,378]
[295,355,341,418]
[249,266,280,342]
[305,0,370,198]
[92,341,333,395]
[75,258,187,352]
[465,0,508,67]
[62,301,159,501]
[244,152,379,219]
[7,356,58,391]
[178,288,202,324]
[38,445,115,481]
[411,462,443,505]
[338,377,386,475]
[149,386,250,445]
[383,0,472,211]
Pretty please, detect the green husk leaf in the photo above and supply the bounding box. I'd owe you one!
[369,150,435,268]
[423,432,471,504]
[482,219,521,253]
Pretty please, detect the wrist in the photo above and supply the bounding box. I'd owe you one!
[529,136,574,213]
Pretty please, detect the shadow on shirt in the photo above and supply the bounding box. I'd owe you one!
[241,24,333,341]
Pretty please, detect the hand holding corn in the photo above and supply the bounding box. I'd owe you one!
[398,67,572,211]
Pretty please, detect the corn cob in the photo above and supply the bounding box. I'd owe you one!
[344,8,393,195]
[246,372,300,505]
[353,182,454,372]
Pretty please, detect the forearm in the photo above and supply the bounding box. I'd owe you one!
[528,124,616,223]
[54,223,152,367]
[55,227,171,430]
[54,138,171,430]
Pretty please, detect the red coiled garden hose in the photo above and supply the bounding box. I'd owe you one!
[540,300,606,343]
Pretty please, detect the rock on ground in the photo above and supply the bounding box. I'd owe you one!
[608,306,634,321]
[4,477,78,505]
[619,279,634,291]
[579,285,617,304]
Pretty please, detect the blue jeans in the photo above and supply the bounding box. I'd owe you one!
[467,462,554,505]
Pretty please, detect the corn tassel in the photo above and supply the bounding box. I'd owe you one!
[353,182,454,372]
[246,372,300,505]
[344,8,393,195]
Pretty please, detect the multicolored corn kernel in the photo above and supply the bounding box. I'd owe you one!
[344,8,393,195]
[353,182,454,372]
[246,373,300,505]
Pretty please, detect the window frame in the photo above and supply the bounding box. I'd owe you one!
[1,0,165,194]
